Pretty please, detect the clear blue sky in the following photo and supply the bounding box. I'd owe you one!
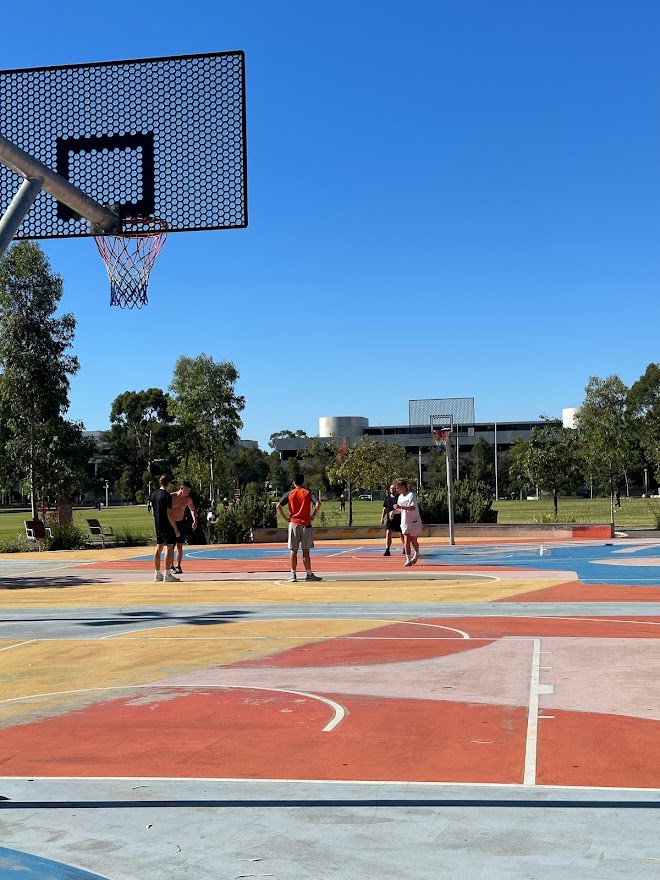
[4,1,660,448]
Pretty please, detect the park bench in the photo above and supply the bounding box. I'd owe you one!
[24,519,53,549]
[85,518,117,548]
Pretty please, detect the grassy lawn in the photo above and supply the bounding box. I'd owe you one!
[1,494,658,545]
[0,505,156,542]
[298,496,660,529]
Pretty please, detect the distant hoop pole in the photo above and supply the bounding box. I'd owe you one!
[431,415,455,546]
[0,133,120,258]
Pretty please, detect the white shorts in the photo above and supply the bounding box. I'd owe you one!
[288,522,314,551]
[402,517,423,538]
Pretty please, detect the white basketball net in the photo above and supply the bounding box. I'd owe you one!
[94,217,168,309]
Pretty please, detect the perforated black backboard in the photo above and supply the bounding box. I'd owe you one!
[0,52,247,237]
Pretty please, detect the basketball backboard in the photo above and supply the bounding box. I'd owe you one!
[0,52,247,238]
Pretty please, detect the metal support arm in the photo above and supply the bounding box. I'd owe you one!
[0,177,44,258]
[0,133,120,253]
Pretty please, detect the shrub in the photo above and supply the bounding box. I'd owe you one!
[208,506,247,544]
[46,522,88,551]
[0,534,39,553]
[418,479,496,524]
[645,502,660,530]
[207,492,277,544]
[531,512,582,524]
[114,527,152,547]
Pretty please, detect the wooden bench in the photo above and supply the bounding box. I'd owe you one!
[24,520,53,549]
[85,518,116,548]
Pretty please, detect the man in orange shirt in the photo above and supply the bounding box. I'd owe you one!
[276,473,323,583]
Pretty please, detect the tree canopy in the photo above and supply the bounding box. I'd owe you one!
[0,242,90,515]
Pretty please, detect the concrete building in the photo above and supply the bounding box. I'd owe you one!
[273,413,552,487]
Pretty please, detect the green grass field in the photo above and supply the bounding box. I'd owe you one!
[1,495,658,545]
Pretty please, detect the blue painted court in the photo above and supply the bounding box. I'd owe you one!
[132,540,660,586]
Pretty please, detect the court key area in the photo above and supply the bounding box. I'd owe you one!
[0,536,660,879]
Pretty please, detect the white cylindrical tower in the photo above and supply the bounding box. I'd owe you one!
[319,416,369,444]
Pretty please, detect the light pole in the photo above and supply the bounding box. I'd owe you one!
[104,480,109,509]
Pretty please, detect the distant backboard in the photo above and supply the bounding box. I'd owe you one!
[409,397,475,434]
[0,52,247,238]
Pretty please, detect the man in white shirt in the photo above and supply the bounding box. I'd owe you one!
[392,479,422,566]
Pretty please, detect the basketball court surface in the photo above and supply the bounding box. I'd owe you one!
[1,535,660,879]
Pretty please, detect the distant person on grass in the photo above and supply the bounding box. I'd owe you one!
[381,484,405,556]
[276,473,322,583]
[170,480,197,575]
[392,478,423,567]
[149,474,180,583]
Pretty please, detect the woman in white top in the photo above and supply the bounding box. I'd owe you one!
[391,478,422,566]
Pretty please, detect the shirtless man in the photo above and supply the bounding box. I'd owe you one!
[170,480,197,575]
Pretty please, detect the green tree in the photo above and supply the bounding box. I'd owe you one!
[328,440,417,498]
[506,437,529,499]
[168,354,245,504]
[268,429,308,450]
[575,375,633,513]
[300,439,340,498]
[228,446,270,495]
[520,424,582,516]
[0,242,85,516]
[469,437,495,489]
[108,388,174,499]
[627,363,660,486]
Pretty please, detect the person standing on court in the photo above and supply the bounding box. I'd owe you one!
[392,478,423,566]
[276,473,323,583]
[149,474,181,582]
[170,480,197,575]
[381,484,405,556]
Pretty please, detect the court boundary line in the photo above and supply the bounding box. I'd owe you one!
[2,775,660,793]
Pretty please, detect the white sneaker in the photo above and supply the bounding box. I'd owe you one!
[411,553,418,565]
[404,559,413,567]
[154,571,163,582]
[164,572,180,583]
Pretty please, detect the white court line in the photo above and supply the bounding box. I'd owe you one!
[523,638,542,786]
[0,683,345,733]
[5,775,660,793]
[326,546,365,557]
[99,618,471,641]
[0,639,36,652]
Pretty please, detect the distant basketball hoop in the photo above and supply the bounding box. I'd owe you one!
[432,428,451,449]
[93,217,168,309]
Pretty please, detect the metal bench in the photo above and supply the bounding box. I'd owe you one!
[24,519,53,549]
[85,518,116,548]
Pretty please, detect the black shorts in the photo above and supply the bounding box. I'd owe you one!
[175,520,187,543]
[155,527,176,546]
[385,516,402,533]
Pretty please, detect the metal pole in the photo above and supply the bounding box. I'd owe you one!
[0,134,120,233]
[418,448,422,489]
[104,480,109,509]
[456,432,459,482]
[494,421,499,501]
[0,177,44,257]
[446,434,455,546]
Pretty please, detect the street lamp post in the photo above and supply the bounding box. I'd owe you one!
[104,480,109,509]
